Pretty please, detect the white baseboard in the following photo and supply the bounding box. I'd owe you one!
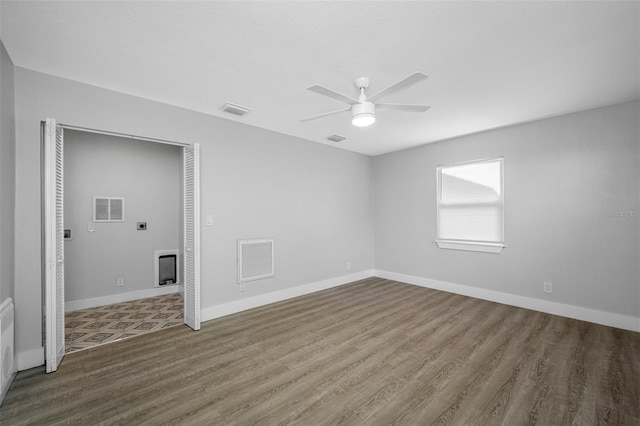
[374,269,640,333]
[17,347,44,371]
[201,270,374,323]
[65,286,179,312]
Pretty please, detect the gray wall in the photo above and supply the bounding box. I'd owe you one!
[13,68,374,362]
[0,41,16,304]
[374,101,640,318]
[64,131,181,303]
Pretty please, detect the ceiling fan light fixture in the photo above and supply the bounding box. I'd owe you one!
[352,102,376,127]
[301,73,429,126]
[352,114,375,127]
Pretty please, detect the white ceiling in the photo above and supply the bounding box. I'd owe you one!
[1,1,638,156]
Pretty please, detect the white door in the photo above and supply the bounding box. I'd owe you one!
[183,143,201,330]
[44,118,65,372]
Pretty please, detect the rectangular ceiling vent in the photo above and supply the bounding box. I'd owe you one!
[221,102,251,116]
[327,134,346,142]
[238,238,274,283]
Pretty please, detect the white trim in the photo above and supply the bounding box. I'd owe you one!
[60,124,190,147]
[201,270,374,322]
[436,156,505,169]
[65,286,179,312]
[435,240,505,253]
[17,348,44,371]
[374,269,640,333]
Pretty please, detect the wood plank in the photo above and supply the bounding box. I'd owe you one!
[1,278,638,425]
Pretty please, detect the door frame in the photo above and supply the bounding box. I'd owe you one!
[42,121,201,372]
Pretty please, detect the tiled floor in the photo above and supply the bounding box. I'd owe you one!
[65,292,184,353]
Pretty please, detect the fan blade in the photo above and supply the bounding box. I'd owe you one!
[307,85,359,105]
[300,107,351,122]
[376,104,431,112]
[368,72,428,102]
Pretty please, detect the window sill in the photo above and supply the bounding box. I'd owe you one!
[435,240,505,254]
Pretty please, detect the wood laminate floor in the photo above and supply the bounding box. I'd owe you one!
[1,278,638,425]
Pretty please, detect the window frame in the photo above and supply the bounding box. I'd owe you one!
[435,157,505,253]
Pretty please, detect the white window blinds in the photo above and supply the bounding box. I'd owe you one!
[436,158,504,252]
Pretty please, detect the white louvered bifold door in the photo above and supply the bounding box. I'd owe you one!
[44,118,65,373]
[183,143,201,330]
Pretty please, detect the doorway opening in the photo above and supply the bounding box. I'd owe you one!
[43,119,200,371]
[62,129,183,353]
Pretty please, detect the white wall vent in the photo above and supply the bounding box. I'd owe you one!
[238,238,274,283]
[221,102,251,116]
[93,196,125,222]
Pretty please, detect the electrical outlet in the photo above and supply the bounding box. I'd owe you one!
[346,262,351,271]
[116,277,125,287]
[543,281,552,293]
[239,282,246,292]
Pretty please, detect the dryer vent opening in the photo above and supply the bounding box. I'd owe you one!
[154,249,179,287]
[159,255,176,285]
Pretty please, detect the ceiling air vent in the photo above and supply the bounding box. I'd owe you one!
[221,102,251,116]
[327,134,346,142]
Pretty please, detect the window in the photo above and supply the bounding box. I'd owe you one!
[436,158,504,253]
[93,196,125,222]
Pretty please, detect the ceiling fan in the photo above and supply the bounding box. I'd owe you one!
[300,72,431,127]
